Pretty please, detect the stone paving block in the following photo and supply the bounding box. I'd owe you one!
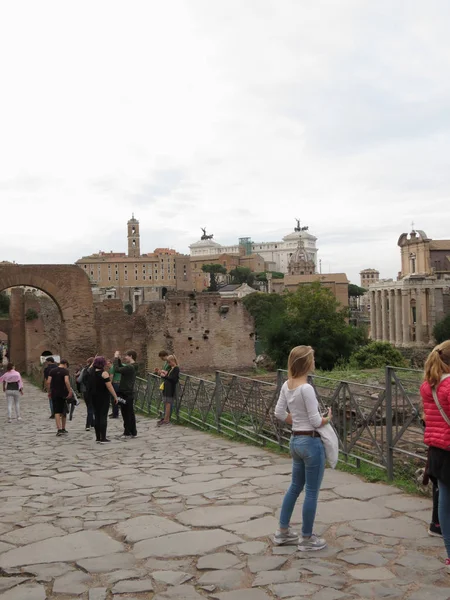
[106,569,146,584]
[0,577,31,593]
[0,530,124,567]
[197,552,242,570]
[348,566,396,580]
[349,582,405,598]
[270,582,320,597]
[152,570,194,585]
[53,570,92,595]
[236,541,267,555]
[1,523,66,546]
[112,578,154,593]
[337,550,387,567]
[198,569,247,590]
[167,477,244,497]
[252,567,302,586]
[176,505,271,527]
[315,498,391,523]
[133,529,243,558]
[223,516,278,538]
[77,552,136,572]
[24,562,75,581]
[115,514,189,542]
[247,555,288,572]
[333,482,400,500]
[153,584,206,599]
[0,541,16,553]
[212,591,272,600]
[310,590,348,600]
[352,516,427,539]
[409,586,450,600]
[1,583,47,600]
[89,589,107,600]
[395,551,443,572]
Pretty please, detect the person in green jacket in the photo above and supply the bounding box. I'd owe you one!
[108,359,121,418]
[114,350,138,438]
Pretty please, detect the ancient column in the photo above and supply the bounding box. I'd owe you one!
[370,290,377,340]
[415,288,423,345]
[402,289,411,345]
[376,290,383,341]
[381,289,389,341]
[388,290,396,344]
[395,289,403,346]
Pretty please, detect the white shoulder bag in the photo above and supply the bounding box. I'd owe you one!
[301,387,339,469]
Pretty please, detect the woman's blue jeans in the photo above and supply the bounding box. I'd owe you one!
[279,435,325,536]
[438,479,450,558]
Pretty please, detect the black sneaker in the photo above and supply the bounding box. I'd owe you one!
[100,439,111,444]
[49,415,55,419]
[56,430,63,436]
[429,523,442,537]
[61,429,68,434]
[85,427,91,431]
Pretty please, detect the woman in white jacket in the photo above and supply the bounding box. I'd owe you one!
[273,345,332,551]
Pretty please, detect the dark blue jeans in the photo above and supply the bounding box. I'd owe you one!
[279,436,325,536]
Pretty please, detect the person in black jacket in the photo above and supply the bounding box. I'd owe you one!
[157,355,180,427]
[114,349,138,438]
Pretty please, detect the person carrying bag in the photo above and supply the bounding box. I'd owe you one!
[273,345,333,552]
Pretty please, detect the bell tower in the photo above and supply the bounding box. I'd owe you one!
[127,214,140,258]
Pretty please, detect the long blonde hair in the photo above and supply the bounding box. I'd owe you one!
[424,341,450,387]
[167,355,178,367]
[288,346,314,379]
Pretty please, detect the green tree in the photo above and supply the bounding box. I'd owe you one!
[434,314,450,344]
[243,292,286,330]
[349,341,406,369]
[0,292,10,316]
[348,283,367,297]
[255,271,284,282]
[201,264,227,292]
[229,266,255,287]
[245,283,359,370]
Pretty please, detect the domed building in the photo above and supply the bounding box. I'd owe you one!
[288,239,316,276]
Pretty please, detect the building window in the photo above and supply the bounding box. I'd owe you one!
[143,275,146,281]
[108,276,111,281]
[125,275,128,281]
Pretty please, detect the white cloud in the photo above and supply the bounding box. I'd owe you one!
[1,0,450,283]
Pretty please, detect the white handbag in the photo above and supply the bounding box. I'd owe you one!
[300,387,339,469]
[316,422,339,469]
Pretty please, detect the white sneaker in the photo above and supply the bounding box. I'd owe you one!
[7,418,12,423]
[17,417,22,421]
[273,528,299,546]
[298,534,327,552]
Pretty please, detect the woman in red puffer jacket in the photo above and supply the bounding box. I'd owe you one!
[421,340,450,573]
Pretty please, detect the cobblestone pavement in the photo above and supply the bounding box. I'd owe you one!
[1,383,450,600]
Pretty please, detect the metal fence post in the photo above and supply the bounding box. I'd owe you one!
[385,366,394,481]
[276,369,283,395]
[215,371,222,433]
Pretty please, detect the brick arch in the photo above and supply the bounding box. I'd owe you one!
[0,264,96,367]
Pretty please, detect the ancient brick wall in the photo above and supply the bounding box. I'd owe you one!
[95,293,256,374]
[94,300,149,371]
[163,293,255,372]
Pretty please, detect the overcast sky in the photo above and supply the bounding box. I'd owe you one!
[1,0,449,284]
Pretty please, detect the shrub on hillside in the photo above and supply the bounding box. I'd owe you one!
[434,315,450,344]
[349,341,407,369]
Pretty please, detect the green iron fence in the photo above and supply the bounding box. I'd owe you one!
[134,366,426,483]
